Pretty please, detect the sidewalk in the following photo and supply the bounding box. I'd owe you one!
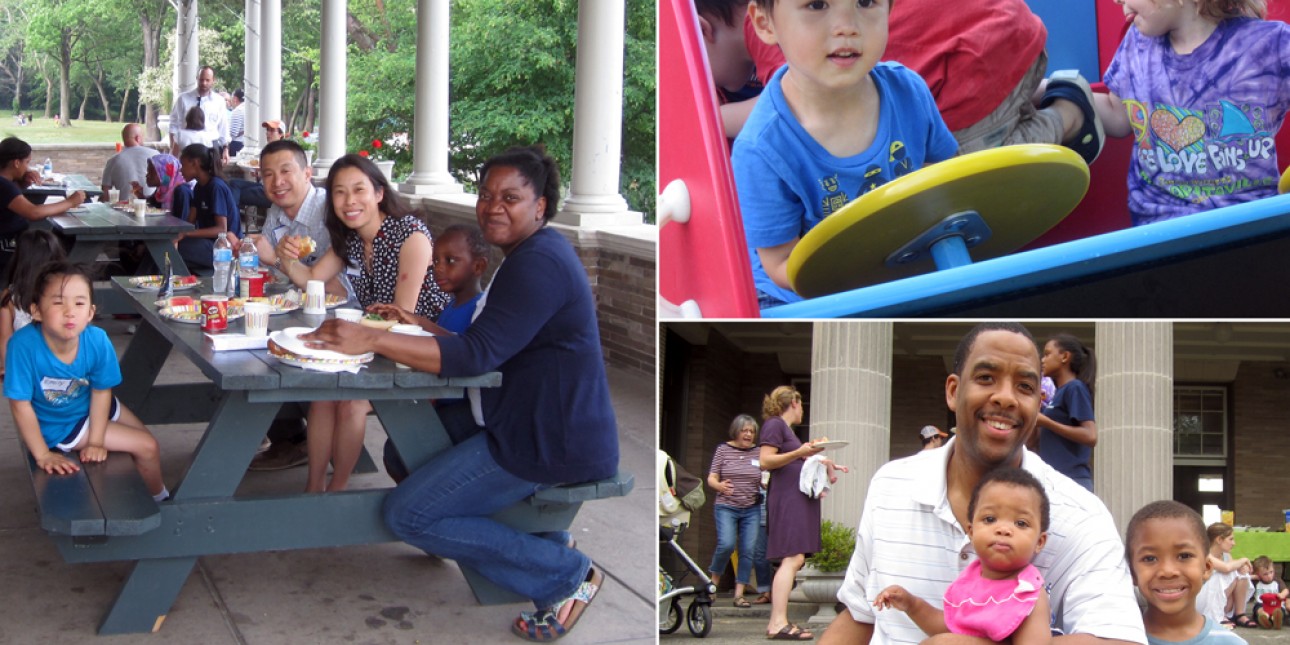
[0,318,655,644]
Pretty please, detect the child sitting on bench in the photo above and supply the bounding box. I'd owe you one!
[3,261,168,501]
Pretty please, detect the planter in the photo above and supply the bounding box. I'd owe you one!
[376,160,395,182]
[796,564,846,625]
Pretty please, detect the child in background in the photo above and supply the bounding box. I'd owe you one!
[3,262,168,500]
[173,106,216,156]
[1199,522,1255,628]
[1251,556,1288,629]
[874,468,1052,643]
[1036,333,1098,492]
[732,0,958,309]
[1124,500,1246,644]
[1094,0,1290,226]
[0,229,66,377]
[693,0,786,137]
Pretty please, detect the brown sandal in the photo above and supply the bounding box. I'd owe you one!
[753,592,771,604]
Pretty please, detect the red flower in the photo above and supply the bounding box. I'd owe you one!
[372,139,383,149]
[302,131,310,138]
[359,150,370,157]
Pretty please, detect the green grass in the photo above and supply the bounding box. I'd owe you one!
[0,119,126,144]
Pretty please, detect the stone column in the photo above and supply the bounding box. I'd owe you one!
[260,0,283,126]
[1094,321,1173,535]
[313,0,347,174]
[173,0,199,96]
[556,0,638,227]
[811,321,893,532]
[244,0,261,150]
[401,0,461,194]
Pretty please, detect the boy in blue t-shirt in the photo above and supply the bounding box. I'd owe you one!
[4,262,168,501]
[732,0,958,308]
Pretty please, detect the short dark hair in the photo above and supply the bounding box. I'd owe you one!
[32,261,98,307]
[1125,501,1208,563]
[260,139,308,170]
[440,223,489,260]
[953,322,1036,376]
[0,136,32,168]
[967,467,1050,532]
[695,0,748,26]
[184,105,206,131]
[479,145,561,222]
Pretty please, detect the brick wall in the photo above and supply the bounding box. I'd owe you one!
[1231,360,1290,530]
[32,143,166,183]
[890,355,955,459]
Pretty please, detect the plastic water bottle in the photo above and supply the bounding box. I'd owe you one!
[238,236,260,275]
[41,158,51,177]
[212,235,233,296]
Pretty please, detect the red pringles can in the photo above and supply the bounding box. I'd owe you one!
[199,295,229,332]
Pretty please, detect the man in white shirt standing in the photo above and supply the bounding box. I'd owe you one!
[226,88,246,157]
[100,123,157,198]
[822,323,1147,645]
[169,66,229,163]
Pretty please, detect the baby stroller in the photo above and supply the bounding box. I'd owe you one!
[658,450,715,637]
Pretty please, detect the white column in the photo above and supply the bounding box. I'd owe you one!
[244,0,262,150]
[812,321,892,532]
[182,0,199,90]
[401,0,461,195]
[556,0,638,227]
[1095,321,1174,535]
[259,0,282,126]
[313,0,347,174]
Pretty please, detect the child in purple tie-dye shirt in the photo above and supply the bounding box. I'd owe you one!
[1093,0,1290,226]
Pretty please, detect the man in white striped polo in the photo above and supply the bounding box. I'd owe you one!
[822,323,1146,645]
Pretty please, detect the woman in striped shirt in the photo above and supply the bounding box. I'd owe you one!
[707,413,765,608]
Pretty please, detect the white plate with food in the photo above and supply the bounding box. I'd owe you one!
[268,327,373,363]
[129,275,200,291]
[811,440,850,450]
[158,304,245,324]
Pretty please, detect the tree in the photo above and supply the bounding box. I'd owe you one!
[26,0,113,127]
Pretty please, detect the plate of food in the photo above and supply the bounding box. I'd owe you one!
[232,293,304,315]
[158,304,245,324]
[130,275,200,291]
[811,439,849,450]
[268,327,374,363]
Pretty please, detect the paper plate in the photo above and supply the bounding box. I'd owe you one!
[233,294,302,315]
[811,440,849,450]
[269,327,373,362]
[130,275,200,291]
[159,304,245,324]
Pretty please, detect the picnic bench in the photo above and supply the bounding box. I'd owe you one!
[25,276,631,634]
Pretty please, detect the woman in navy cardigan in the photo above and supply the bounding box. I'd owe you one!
[302,146,617,642]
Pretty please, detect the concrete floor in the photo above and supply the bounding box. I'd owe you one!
[0,318,656,644]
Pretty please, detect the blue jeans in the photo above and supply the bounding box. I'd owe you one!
[382,431,588,609]
[753,500,771,589]
[708,503,760,585]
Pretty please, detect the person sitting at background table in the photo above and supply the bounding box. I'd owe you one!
[121,154,191,275]
[174,107,217,158]
[0,136,86,283]
[275,153,446,492]
[100,123,157,200]
[298,146,618,642]
[172,144,238,275]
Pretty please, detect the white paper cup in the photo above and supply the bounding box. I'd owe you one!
[243,302,271,337]
[107,188,120,203]
[132,199,147,218]
[390,324,425,369]
[303,280,326,314]
[334,308,362,323]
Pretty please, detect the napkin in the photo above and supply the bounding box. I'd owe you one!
[206,333,270,351]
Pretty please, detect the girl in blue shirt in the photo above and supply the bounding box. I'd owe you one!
[1036,333,1097,492]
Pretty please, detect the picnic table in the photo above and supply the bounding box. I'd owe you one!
[24,173,103,201]
[41,277,503,634]
[43,201,194,275]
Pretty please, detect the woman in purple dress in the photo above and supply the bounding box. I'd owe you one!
[759,385,824,641]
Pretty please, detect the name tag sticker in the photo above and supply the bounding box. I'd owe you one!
[751,458,760,468]
[41,377,73,393]
[344,266,361,277]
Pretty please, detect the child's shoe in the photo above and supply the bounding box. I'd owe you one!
[1040,70,1105,165]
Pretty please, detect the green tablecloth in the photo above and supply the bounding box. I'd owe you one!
[1233,530,1290,561]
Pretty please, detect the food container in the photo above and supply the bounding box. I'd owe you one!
[199,295,229,332]
[1221,510,1234,527]
[239,270,266,298]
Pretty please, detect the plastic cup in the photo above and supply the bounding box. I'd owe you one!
[132,199,147,218]
[390,324,425,369]
[334,308,362,323]
[303,280,326,314]
[243,302,271,337]
[107,188,119,203]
